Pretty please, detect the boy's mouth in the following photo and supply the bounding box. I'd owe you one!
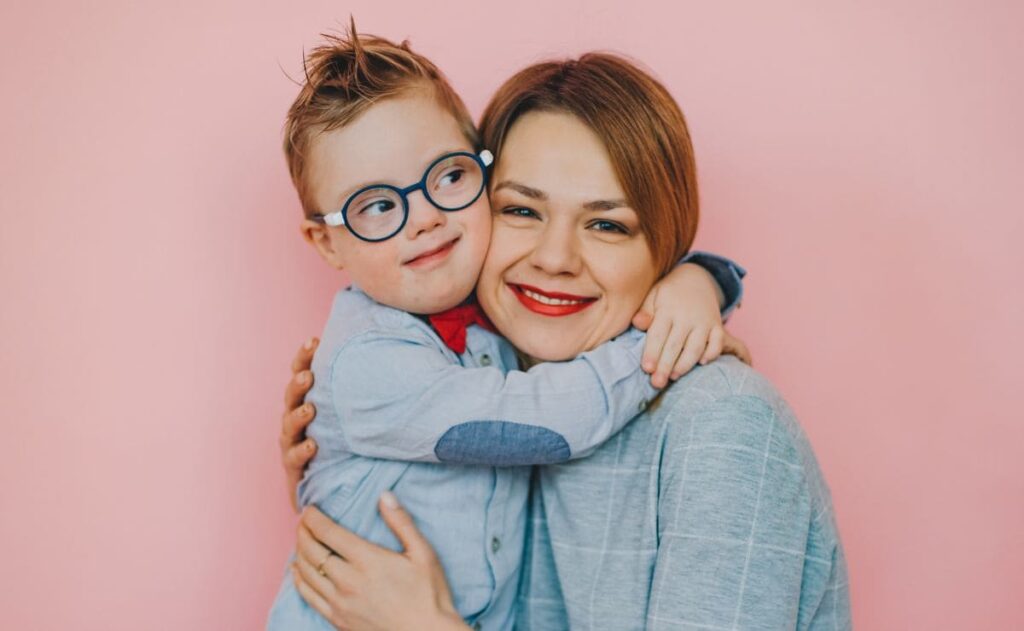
[404,236,460,269]
[507,283,597,316]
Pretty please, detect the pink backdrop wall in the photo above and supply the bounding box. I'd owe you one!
[2,1,1021,628]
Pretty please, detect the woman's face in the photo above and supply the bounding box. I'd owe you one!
[477,110,659,361]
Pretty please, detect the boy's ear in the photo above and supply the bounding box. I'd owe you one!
[300,219,345,269]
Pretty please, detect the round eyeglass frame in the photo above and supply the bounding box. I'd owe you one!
[316,149,494,243]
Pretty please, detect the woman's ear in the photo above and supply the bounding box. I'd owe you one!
[301,219,346,270]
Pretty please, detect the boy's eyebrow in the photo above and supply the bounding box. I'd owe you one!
[493,180,548,200]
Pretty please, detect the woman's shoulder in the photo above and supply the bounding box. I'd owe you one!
[651,356,834,516]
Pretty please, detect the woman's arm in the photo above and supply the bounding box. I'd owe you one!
[645,392,836,629]
[292,495,470,631]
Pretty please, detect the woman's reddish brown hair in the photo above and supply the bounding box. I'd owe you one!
[479,53,699,276]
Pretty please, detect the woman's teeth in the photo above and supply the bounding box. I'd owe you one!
[522,288,585,306]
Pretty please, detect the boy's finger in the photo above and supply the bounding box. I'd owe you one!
[670,328,707,381]
[631,310,653,331]
[633,287,659,332]
[284,370,314,409]
[641,317,673,373]
[291,337,319,374]
[653,324,688,387]
[723,333,753,366]
[378,491,435,562]
[699,327,725,365]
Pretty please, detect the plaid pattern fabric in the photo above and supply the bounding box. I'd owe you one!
[516,357,851,630]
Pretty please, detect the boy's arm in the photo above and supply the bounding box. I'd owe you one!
[679,250,746,320]
[329,328,658,466]
[635,251,749,387]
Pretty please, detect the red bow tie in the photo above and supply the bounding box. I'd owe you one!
[428,301,495,354]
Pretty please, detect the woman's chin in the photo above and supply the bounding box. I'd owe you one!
[508,332,587,363]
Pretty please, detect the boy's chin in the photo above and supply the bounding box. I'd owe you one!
[401,286,476,315]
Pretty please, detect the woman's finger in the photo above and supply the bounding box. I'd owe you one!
[654,324,689,387]
[301,506,382,566]
[377,491,434,562]
[699,326,725,366]
[283,439,317,472]
[284,370,314,410]
[667,327,705,382]
[281,403,316,448]
[291,337,319,374]
[296,525,362,590]
[292,564,335,623]
[641,316,673,374]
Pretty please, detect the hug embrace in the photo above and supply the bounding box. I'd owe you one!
[268,23,850,631]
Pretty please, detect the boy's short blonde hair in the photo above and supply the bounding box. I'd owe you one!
[284,24,479,216]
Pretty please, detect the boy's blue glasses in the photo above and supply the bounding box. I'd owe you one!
[314,150,494,243]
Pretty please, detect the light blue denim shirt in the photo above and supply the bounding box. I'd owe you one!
[266,252,745,631]
[267,290,662,630]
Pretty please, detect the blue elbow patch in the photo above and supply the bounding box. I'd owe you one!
[434,421,571,465]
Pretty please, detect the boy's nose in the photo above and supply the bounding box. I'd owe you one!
[404,193,446,238]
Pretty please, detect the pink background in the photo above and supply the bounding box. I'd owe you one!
[1,1,1021,628]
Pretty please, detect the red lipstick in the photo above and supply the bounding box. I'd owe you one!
[508,283,597,317]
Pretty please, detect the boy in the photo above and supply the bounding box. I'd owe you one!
[267,29,745,630]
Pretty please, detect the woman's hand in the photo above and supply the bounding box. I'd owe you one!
[292,495,468,631]
[281,337,320,512]
[633,264,752,387]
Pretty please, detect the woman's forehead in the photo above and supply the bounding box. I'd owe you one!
[495,111,626,202]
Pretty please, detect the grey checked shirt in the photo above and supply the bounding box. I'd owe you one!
[516,356,851,630]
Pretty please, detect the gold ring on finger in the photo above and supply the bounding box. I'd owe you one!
[316,550,334,577]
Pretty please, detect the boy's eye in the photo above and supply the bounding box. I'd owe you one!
[588,219,629,235]
[356,198,398,216]
[436,167,465,188]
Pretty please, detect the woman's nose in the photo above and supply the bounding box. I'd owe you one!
[404,193,447,238]
[528,221,582,277]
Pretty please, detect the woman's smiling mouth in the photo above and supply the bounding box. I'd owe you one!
[508,283,597,316]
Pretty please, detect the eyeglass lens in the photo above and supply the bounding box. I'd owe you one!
[345,154,485,241]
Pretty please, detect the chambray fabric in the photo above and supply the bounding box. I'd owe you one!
[267,287,659,631]
[681,251,746,321]
[517,356,851,631]
[267,251,747,630]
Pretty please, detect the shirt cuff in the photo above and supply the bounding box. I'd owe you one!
[678,251,747,322]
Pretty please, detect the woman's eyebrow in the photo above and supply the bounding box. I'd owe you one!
[493,180,547,200]
[583,199,628,211]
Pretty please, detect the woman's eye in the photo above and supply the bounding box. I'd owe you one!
[502,206,539,219]
[357,199,396,216]
[589,219,628,234]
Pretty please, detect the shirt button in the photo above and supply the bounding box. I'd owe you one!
[638,399,649,412]
[491,536,501,553]
[479,354,492,367]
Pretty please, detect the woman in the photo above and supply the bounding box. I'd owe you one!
[280,54,850,630]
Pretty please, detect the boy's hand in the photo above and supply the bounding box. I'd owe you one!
[281,337,320,512]
[633,263,737,388]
